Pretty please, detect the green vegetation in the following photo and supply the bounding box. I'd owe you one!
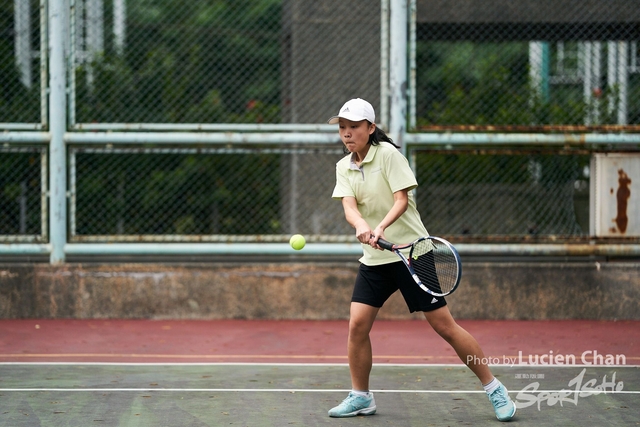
[414,152,591,236]
[75,0,282,123]
[416,41,638,127]
[74,150,281,236]
[3,2,636,239]
[0,150,43,236]
[2,2,638,126]
[0,0,40,123]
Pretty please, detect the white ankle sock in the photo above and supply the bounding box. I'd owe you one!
[483,378,500,394]
[351,390,370,397]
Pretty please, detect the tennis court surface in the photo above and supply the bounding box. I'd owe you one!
[1,319,638,426]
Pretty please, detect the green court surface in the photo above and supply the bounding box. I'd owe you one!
[0,363,637,426]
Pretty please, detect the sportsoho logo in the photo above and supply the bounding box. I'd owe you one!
[468,351,628,411]
[515,368,624,410]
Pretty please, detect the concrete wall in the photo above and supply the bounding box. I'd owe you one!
[1,262,638,320]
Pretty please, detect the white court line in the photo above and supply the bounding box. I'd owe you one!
[2,364,637,394]
[0,388,638,394]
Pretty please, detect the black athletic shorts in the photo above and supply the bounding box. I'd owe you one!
[352,261,447,313]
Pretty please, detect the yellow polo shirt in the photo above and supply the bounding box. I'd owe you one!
[332,141,429,265]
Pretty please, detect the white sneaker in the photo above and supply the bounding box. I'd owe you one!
[328,392,377,417]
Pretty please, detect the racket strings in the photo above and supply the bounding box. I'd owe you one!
[411,240,458,295]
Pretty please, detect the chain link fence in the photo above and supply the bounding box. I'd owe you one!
[414,0,640,130]
[1,0,45,127]
[1,0,639,246]
[64,144,592,243]
[69,0,382,126]
[0,146,47,242]
[4,1,639,128]
[72,0,283,124]
[68,145,350,242]
[414,150,591,240]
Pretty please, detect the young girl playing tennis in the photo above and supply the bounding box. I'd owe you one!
[328,98,516,422]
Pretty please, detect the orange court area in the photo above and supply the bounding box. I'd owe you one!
[1,318,638,365]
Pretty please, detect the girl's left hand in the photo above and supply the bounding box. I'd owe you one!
[369,227,386,250]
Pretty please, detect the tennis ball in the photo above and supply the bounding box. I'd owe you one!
[289,234,306,250]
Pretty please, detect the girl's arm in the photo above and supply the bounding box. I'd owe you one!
[371,189,408,249]
[341,190,410,248]
[341,196,372,245]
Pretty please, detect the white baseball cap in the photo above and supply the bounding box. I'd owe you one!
[327,98,375,124]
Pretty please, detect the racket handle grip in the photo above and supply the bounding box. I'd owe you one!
[376,238,394,251]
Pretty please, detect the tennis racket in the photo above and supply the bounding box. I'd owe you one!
[376,236,462,297]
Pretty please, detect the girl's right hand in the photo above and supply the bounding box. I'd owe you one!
[354,219,372,245]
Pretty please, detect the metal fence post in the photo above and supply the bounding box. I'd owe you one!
[389,0,408,154]
[49,0,67,263]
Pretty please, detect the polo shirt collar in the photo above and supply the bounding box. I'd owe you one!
[349,144,379,169]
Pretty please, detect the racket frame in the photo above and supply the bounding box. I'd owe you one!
[377,236,461,297]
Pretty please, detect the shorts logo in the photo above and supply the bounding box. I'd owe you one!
[431,297,438,303]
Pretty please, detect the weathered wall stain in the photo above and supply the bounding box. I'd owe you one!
[612,169,631,234]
